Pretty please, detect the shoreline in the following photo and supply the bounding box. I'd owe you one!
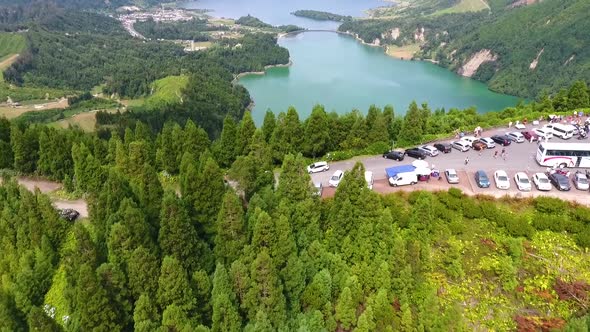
[233,60,293,83]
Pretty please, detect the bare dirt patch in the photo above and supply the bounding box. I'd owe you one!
[0,53,18,70]
[0,98,69,119]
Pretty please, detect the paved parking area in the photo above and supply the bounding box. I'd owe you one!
[312,122,590,205]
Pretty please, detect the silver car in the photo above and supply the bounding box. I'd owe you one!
[445,169,459,184]
[573,172,589,191]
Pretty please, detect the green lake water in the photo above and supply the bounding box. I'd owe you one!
[238,32,521,125]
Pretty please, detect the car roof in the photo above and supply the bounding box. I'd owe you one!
[534,172,548,177]
[313,161,327,165]
[515,172,528,177]
[510,132,523,136]
[446,169,457,174]
[333,170,343,176]
[495,170,508,176]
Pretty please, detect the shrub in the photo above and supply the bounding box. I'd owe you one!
[570,206,590,225]
[448,187,463,198]
[462,199,482,219]
[363,141,390,155]
[533,196,568,214]
[532,213,568,233]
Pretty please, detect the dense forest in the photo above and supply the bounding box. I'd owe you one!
[291,10,352,22]
[134,18,219,42]
[340,0,590,99]
[1,83,590,330]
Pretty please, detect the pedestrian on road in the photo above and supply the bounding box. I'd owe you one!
[464,157,469,165]
[503,151,508,161]
[494,151,498,159]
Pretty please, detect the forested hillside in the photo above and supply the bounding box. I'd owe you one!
[341,0,590,98]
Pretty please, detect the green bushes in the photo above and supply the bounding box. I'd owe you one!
[533,196,568,215]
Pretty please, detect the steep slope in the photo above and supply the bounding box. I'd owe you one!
[343,0,589,98]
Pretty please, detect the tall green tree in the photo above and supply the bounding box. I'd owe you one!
[303,105,329,157]
[397,101,423,146]
[356,306,376,332]
[261,110,276,143]
[183,119,210,158]
[211,264,242,332]
[193,156,226,242]
[568,80,590,110]
[157,256,197,314]
[335,287,356,330]
[127,246,160,298]
[238,111,256,156]
[301,269,332,311]
[215,190,247,266]
[133,294,160,332]
[215,116,239,168]
[276,154,312,204]
[270,107,303,162]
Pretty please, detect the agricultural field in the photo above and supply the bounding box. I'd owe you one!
[434,0,490,15]
[0,32,26,61]
[144,74,189,108]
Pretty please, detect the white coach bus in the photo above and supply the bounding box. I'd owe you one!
[536,142,590,168]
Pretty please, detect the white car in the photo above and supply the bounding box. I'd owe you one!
[307,161,329,174]
[533,173,551,191]
[445,169,459,184]
[329,170,344,187]
[507,132,525,143]
[573,172,589,190]
[514,172,532,191]
[418,145,439,157]
[460,136,478,144]
[533,128,554,140]
[451,140,471,152]
[479,137,496,149]
[494,170,511,190]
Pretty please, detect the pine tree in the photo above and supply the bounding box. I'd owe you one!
[73,264,120,331]
[161,304,194,332]
[276,154,312,204]
[127,246,160,298]
[383,105,395,141]
[27,305,62,332]
[244,249,286,328]
[0,290,26,332]
[303,105,329,157]
[238,111,256,156]
[215,190,247,266]
[216,116,239,168]
[192,270,212,324]
[397,101,423,146]
[270,107,303,162]
[356,306,376,332]
[211,264,241,332]
[183,119,210,158]
[301,269,332,311]
[335,287,356,330]
[373,288,394,330]
[132,163,163,236]
[366,105,389,144]
[261,110,276,143]
[193,156,225,242]
[158,190,200,272]
[133,294,160,332]
[11,125,38,174]
[568,80,590,110]
[157,256,197,314]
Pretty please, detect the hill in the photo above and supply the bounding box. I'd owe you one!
[341,0,590,99]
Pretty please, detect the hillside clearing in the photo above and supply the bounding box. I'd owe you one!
[386,43,421,59]
[145,74,189,108]
[434,0,490,15]
[0,32,26,60]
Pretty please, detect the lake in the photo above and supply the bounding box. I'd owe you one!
[180,0,392,30]
[239,32,520,124]
[179,0,520,125]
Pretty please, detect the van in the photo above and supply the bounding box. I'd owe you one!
[364,171,374,189]
[544,123,574,139]
[388,171,417,187]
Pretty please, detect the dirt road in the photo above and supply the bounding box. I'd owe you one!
[14,177,89,218]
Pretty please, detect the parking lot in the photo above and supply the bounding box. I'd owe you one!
[311,121,590,205]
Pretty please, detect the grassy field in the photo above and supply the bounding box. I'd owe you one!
[144,75,189,108]
[0,33,26,60]
[386,43,421,59]
[434,0,490,15]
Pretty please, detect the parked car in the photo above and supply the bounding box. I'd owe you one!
[494,170,511,190]
[533,173,552,191]
[434,143,452,153]
[307,161,330,174]
[479,137,496,149]
[472,141,487,151]
[451,140,471,152]
[383,150,405,161]
[405,148,427,160]
[548,172,571,191]
[533,128,553,140]
[460,136,478,144]
[329,170,344,187]
[475,170,491,188]
[521,131,539,142]
[507,132,525,143]
[491,135,512,146]
[514,172,532,191]
[58,209,80,222]
[418,145,439,157]
[445,169,459,184]
[313,182,323,196]
[573,172,589,190]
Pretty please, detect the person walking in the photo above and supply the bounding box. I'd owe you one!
[464,157,469,165]
[494,151,499,159]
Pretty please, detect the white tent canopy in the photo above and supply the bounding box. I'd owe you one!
[414,167,432,176]
[412,160,429,168]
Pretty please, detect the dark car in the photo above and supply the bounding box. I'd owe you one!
[474,170,491,188]
[521,131,539,142]
[472,141,487,151]
[491,135,512,146]
[58,208,80,222]
[434,143,452,153]
[383,150,405,161]
[405,148,427,160]
[548,172,571,191]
